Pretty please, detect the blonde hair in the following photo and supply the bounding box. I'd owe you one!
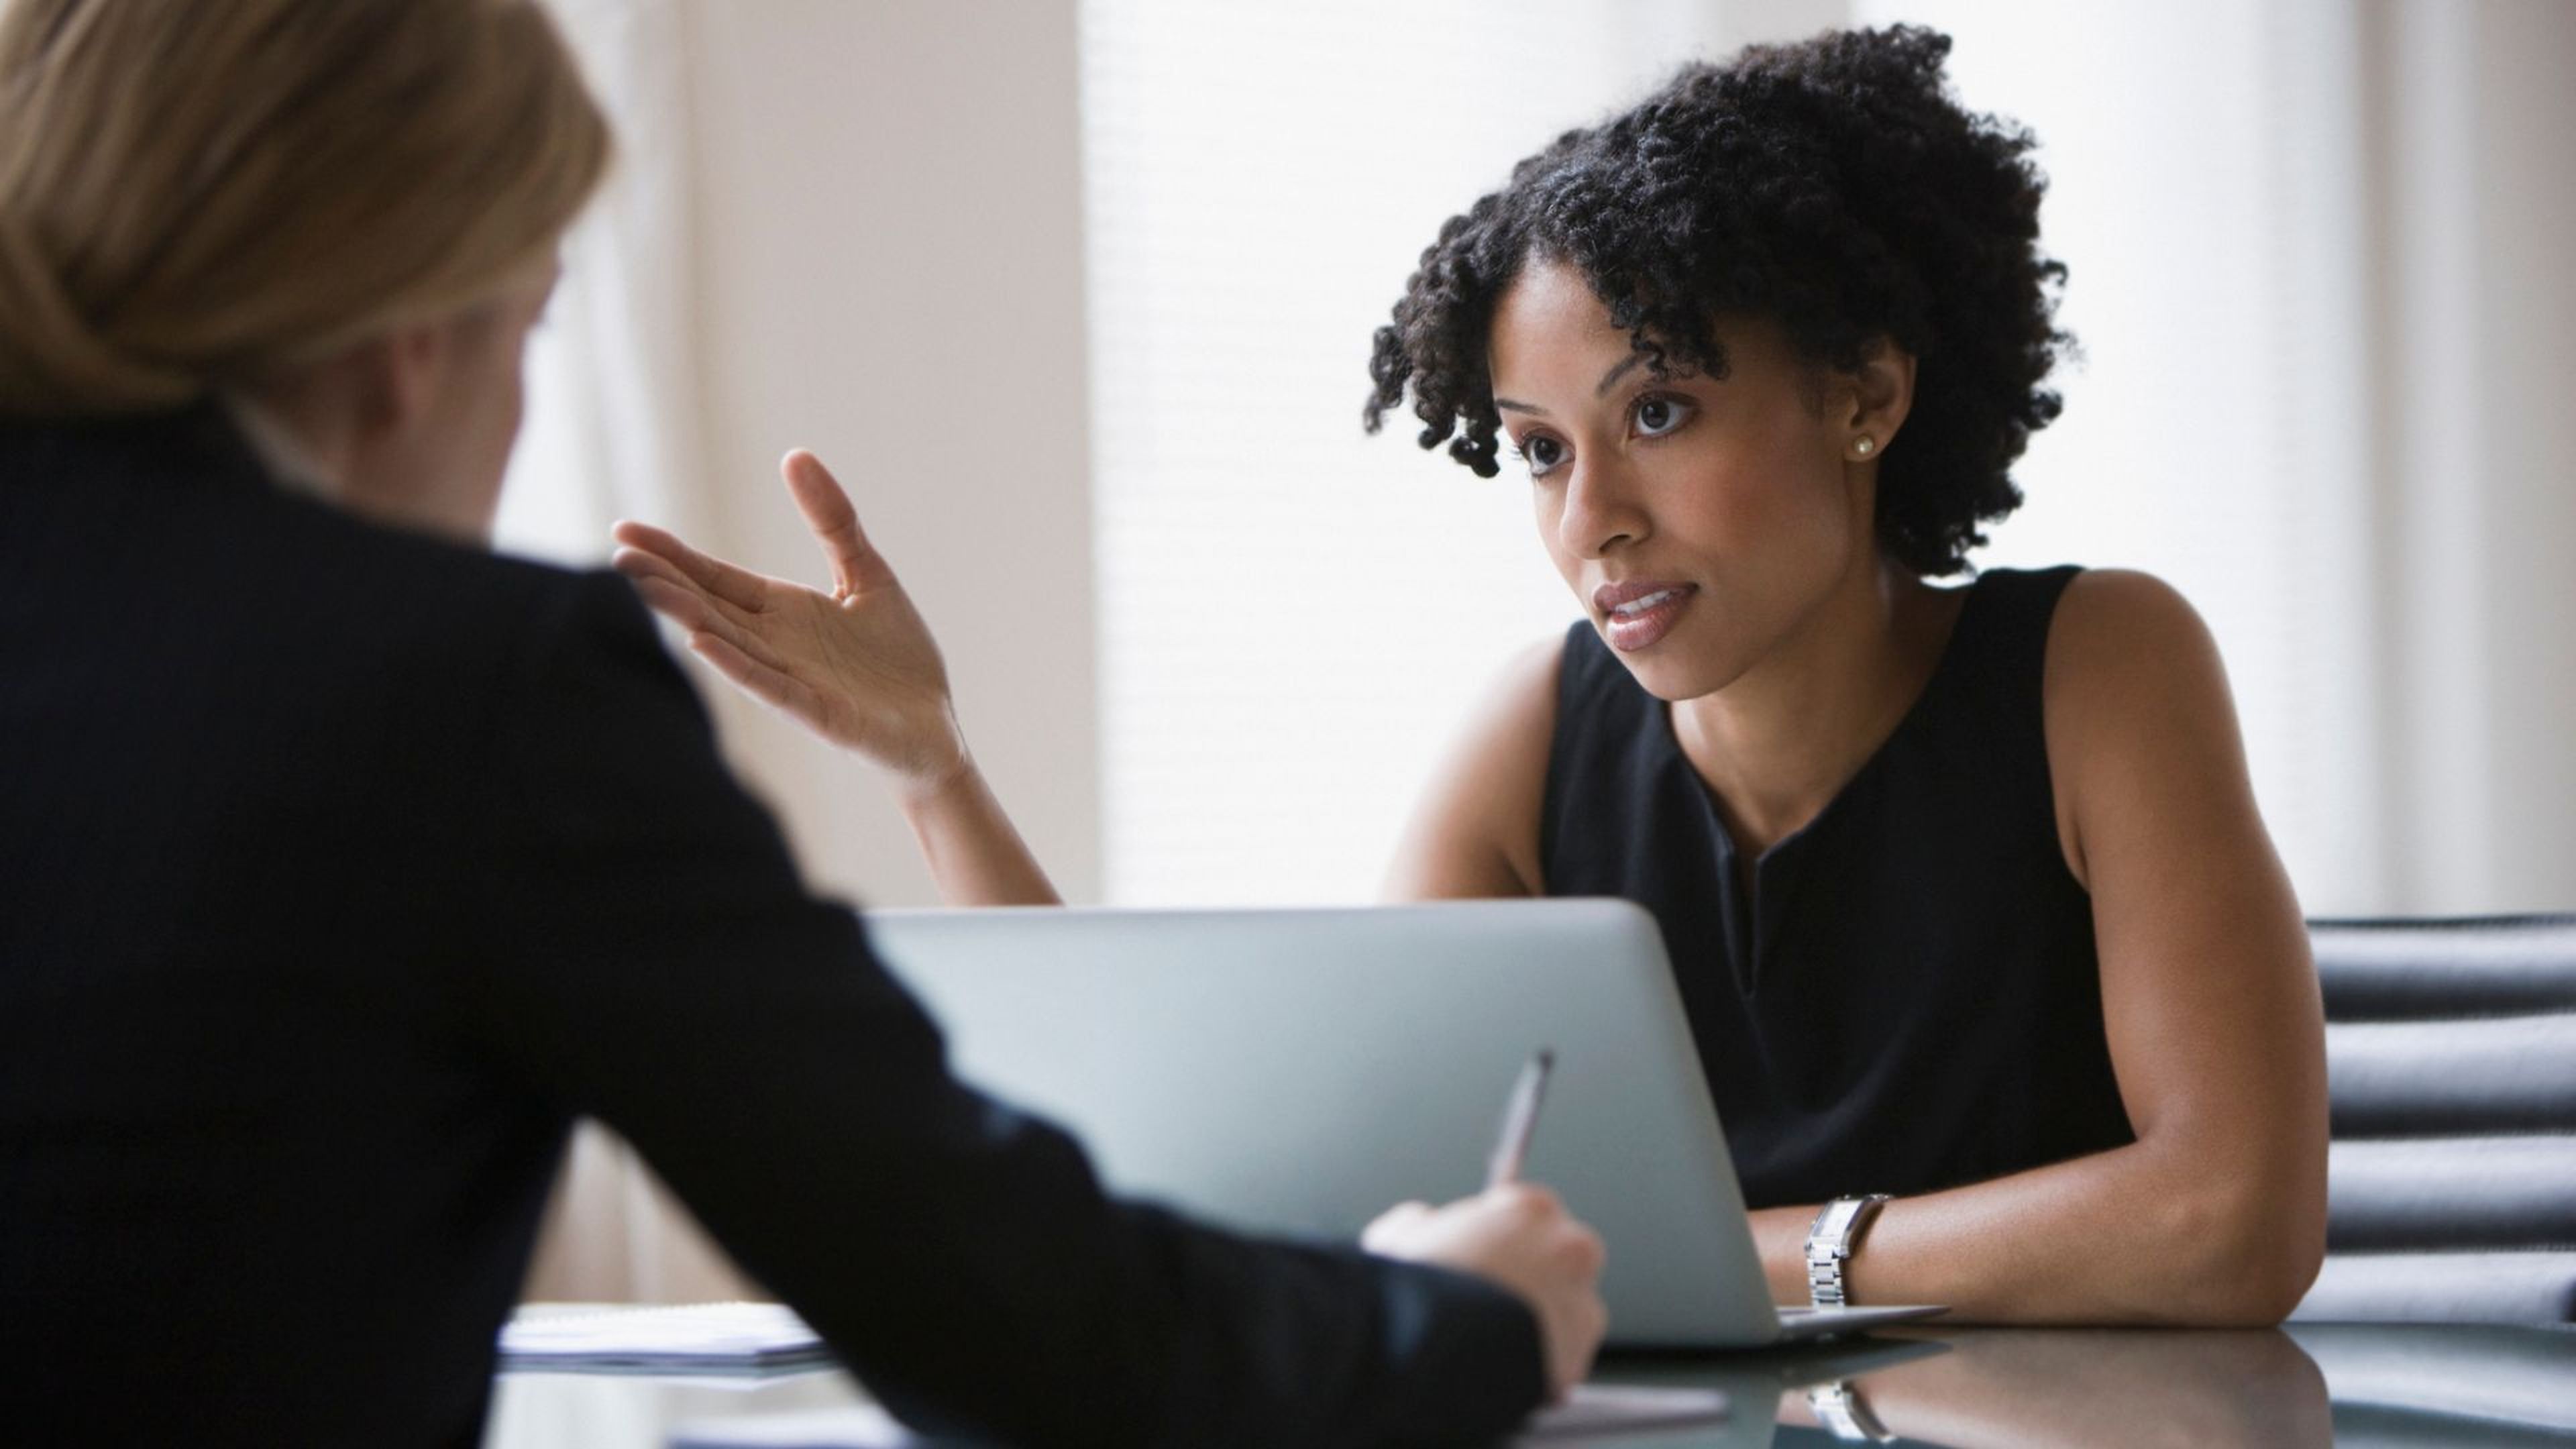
[0,0,610,418]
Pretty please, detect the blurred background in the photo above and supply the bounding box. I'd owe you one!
[497,0,2576,922]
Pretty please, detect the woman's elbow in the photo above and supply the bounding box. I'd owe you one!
[2162,1163,2327,1326]
[2208,1220,2323,1326]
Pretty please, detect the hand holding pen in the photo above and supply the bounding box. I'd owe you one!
[1360,1048,1607,1401]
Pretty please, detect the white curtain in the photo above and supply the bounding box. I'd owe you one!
[1848,0,2576,915]
[497,1,711,569]
[2363,0,2576,914]
[506,0,757,1305]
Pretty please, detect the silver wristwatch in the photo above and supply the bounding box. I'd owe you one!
[1804,1193,1892,1307]
[1807,1380,1895,1442]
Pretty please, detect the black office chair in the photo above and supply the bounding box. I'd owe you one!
[2293,914,2576,1324]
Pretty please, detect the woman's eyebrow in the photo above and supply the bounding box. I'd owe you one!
[1595,353,1646,396]
[1493,352,1652,416]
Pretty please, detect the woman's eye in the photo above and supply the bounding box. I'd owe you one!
[1633,395,1693,438]
[1519,436,1566,475]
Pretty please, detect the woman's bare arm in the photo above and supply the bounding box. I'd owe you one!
[1743,570,2328,1322]
[889,755,1060,906]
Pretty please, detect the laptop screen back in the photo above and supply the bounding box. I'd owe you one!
[865,898,1780,1346]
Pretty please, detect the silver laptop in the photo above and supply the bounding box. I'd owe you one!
[865,899,1943,1349]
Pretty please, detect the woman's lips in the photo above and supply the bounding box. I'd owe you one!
[1595,582,1697,652]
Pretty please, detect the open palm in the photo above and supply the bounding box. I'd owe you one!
[610,450,967,790]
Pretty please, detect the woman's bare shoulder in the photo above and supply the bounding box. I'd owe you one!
[2042,567,2260,892]
[2050,568,2220,677]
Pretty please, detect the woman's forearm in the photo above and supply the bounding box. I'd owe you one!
[898,757,1061,906]
[1748,1132,2324,1325]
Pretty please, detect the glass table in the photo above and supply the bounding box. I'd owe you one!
[484,1321,2576,1446]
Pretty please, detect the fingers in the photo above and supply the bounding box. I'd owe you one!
[1534,1212,1608,1401]
[612,547,739,623]
[1489,1183,1604,1277]
[781,449,895,596]
[610,541,709,597]
[688,629,824,724]
[1561,1220,1607,1279]
[629,572,830,738]
[1483,1183,1605,1399]
[623,567,793,682]
[1486,1181,1564,1217]
[623,570,722,637]
[1554,1289,1609,1401]
[1360,1199,1435,1253]
[608,519,771,614]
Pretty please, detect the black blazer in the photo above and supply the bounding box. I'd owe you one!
[0,409,1540,1448]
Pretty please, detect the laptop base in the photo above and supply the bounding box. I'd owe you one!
[1772,1303,1947,1342]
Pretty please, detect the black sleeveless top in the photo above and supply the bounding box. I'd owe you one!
[1540,566,2134,1207]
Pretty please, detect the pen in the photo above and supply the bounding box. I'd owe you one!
[1485,1048,1555,1189]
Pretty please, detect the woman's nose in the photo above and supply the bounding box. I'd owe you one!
[1558,456,1647,559]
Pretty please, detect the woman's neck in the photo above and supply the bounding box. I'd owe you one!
[219,391,344,502]
[1668,553,1962,858]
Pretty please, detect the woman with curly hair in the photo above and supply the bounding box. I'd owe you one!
[620,25,2327,1326]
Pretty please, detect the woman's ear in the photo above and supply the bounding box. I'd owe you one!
[1842,338,1917,460]
[229,323,449,488]
[345,321,449,441]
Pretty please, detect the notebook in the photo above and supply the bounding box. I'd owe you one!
[499,1301,837,1375]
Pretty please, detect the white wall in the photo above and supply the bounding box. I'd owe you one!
[677,0,1102,908]
[512,0,1102,1303]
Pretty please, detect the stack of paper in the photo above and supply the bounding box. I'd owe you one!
[499,1301,835,1375]
[665,1385,1728,1446]
[669,1405,917,1448]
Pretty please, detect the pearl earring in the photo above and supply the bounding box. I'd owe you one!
[1853,435,1876,458]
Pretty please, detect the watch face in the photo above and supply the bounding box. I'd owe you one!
[1818,1198,1866,1241]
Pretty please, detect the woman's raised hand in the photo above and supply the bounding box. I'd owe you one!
[611,450,967,798]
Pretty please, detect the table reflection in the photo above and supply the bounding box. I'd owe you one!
[1600,1328,2328,1447]
[485,1322,2576,1448]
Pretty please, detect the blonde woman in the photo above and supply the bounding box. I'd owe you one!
[0,2,1604,1443]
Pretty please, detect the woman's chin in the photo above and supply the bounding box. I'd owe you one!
[1609,641,1746,706]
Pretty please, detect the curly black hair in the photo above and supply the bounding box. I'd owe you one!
[1362,25,2070,576]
